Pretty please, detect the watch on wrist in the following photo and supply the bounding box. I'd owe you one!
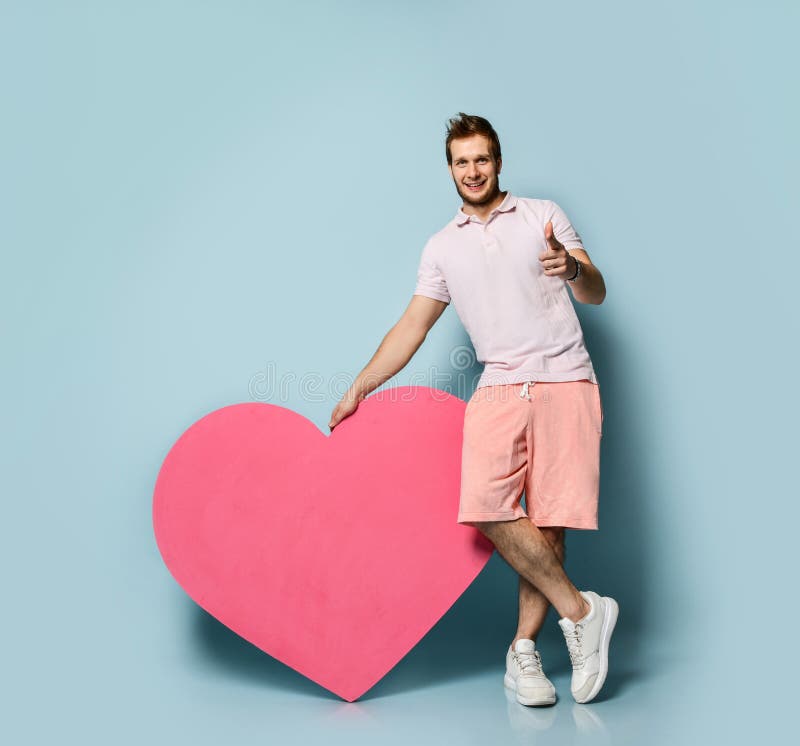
[567,257,582,283]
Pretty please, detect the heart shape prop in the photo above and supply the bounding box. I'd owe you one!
[153,386,493,701]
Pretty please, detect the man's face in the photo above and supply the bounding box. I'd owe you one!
[448,134,502,207]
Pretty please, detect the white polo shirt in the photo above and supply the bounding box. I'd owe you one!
[414,192,598,388]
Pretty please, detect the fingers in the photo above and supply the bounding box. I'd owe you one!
[539,220,570,277]
[328,404,342,431]
[541,258,571,276]
[328,399,358,431]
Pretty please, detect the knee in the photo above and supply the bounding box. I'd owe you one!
[541,526,565,557]
[540,526,564,544]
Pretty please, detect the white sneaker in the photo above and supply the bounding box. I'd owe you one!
[503,639,557,706]
[558,590,619,704]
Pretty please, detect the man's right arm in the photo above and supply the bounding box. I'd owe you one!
[328,294,448,430]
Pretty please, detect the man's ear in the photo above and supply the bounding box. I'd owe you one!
[496,157,502,174]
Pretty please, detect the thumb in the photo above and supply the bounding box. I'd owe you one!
[545,220,563,252]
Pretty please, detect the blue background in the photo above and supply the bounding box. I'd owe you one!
[3,1,797,743]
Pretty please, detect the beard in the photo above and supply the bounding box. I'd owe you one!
[453,174,501,207]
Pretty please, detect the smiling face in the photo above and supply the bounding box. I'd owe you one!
[448,134,503,208]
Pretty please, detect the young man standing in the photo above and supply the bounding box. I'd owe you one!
[329,113,617,706]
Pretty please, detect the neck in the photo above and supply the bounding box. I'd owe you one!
[461,189,507,222]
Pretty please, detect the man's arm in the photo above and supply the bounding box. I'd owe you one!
[565,248,606,305]
[328,294,448,430]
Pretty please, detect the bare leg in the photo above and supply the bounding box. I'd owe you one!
[513,527,565,646]
[475,517,588,622]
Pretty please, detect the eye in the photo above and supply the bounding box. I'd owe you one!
[478,157,488,163]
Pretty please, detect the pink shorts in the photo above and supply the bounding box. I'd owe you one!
[458,380,603,529]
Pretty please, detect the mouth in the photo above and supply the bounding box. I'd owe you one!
[464,179,487,192]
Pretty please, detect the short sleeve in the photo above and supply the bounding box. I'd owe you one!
[414,239,451,304]
[548,201,584,250]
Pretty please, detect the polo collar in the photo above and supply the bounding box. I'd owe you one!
[456,191,518,225]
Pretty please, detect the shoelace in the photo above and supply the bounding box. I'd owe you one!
[562,624,586,669]
[513,650,546,678]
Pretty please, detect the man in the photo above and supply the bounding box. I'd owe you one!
[329,113,617,706]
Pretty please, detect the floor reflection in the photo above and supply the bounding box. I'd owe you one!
[503,686,558,733]
[503,685,612,741]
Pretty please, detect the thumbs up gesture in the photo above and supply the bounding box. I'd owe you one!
[539,221,578,279]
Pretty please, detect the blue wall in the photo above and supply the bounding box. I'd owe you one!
[3,1,796,743]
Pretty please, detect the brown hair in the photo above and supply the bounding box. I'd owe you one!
[445,113,502,165]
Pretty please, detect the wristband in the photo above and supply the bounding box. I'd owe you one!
[566,257,582,283]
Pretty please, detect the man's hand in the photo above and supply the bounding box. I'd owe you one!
[328,391,361,431]
[538,220,577,279]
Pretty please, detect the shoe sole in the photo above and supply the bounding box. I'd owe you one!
[575,596,619,704]
[504,673,557,706]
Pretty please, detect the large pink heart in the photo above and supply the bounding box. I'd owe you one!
[153,386,493,701]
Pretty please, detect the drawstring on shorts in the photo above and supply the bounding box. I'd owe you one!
[519,381,535,400]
